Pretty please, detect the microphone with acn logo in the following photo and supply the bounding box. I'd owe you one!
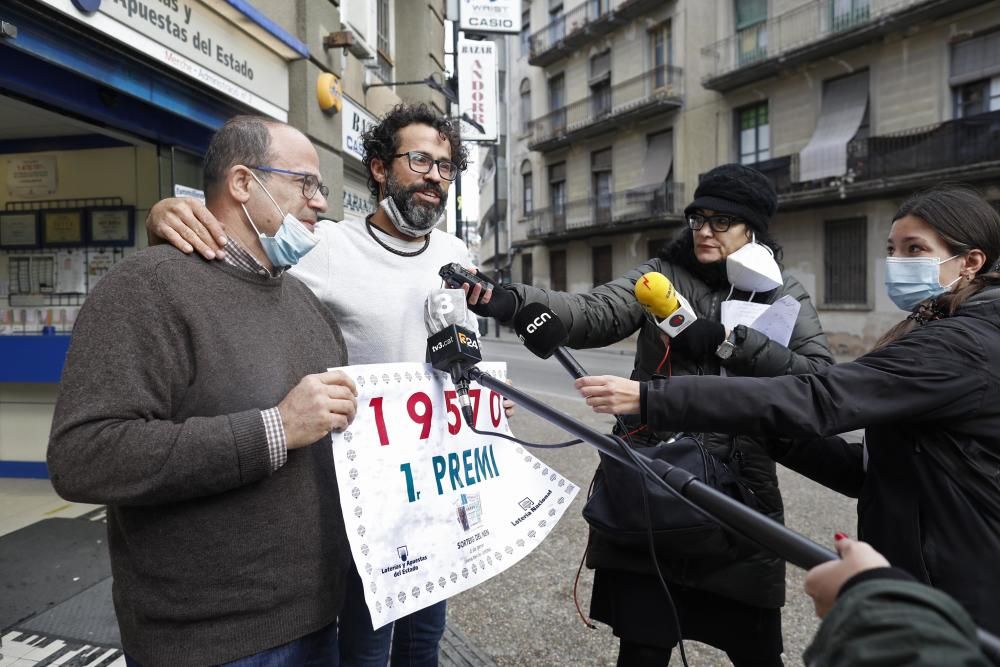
[633,271,698,338]
[513,303,588,379]
[425,290,482,426]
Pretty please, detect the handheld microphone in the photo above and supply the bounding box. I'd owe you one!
[634,271,698,337]
[513,303,588,379]
[425,289,481,426]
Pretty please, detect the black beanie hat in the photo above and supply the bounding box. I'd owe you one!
[684,164,778,235]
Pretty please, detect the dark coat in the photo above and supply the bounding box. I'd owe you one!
[804,575,990,667]
[645,287,1000,633]
[508,253,834,608]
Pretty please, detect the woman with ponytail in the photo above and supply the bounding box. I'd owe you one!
[575,186,1000,635]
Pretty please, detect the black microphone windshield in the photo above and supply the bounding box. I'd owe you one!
[514,303,568,359]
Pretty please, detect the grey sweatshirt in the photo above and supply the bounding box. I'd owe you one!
[48,245,351,667]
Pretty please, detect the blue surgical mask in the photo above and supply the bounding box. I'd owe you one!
[242,171,319,267]
[884,255,960,311]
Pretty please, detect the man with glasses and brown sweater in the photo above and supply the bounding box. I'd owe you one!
[48,116,358,667]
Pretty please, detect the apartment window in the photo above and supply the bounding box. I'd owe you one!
[951,30,1000,118]
[549,162,567,228]
[520,79,532,134]
[592,148,612,225]
[550,249,567,292]
[592,245,613,287]
[520,10,531,57]
[548,73,565,111]
[651,22,673,88]
[824,218,867,305]
[589,0,610,18]
[954,78,1000,118]
[548,1,565,44]
[737,103,770,165]
[548,73,566,132]
[831,0,870,32]
[590,51,612,118]
[376,0,392,80]
[521,161,534,217]
[522,253,534,286]
[735,0,767,65]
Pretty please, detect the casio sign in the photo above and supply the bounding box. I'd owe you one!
[467,17,515,30]
[525,313,551,334]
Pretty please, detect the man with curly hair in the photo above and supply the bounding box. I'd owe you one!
[146,103,504,666]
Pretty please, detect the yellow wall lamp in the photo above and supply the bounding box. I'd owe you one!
[316,71,343,114]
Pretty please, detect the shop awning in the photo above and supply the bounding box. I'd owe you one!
[797,71,868,182]
[642,130,673,186]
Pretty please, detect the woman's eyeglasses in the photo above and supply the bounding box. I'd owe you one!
[687,213,742,233]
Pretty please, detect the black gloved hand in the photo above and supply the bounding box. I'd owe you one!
[468,285,517,322]
[668,318,726,362]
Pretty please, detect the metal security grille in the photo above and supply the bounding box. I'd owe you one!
[824,217,867,304]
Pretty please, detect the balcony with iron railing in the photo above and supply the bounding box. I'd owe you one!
[739,109,1000,208]
[527,66,683,152]
[701,0,982,92]
[528,0,665,67]
[526,181,684,240]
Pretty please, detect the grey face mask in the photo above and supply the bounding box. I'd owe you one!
[379,171,447,238]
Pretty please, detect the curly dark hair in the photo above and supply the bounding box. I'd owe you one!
[361,103,468,200]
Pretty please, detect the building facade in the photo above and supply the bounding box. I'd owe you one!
[0,0,447,476]
[494,0,1000,357]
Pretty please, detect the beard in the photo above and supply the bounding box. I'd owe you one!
[385,172,448,230]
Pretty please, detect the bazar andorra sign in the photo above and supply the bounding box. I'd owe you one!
[46,0,292,120]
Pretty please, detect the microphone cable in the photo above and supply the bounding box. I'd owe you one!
[467,408,692,665]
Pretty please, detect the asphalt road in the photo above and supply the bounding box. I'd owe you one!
[447,336,858,666]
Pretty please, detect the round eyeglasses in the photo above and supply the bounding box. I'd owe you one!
[250,166,329,200]
[391,151,459,181]
[687,213,742,233]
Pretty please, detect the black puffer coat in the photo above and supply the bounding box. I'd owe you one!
[507,247,834,608]
[645,287,1000,633]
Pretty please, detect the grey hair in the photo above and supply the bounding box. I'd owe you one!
[203,115,281,199]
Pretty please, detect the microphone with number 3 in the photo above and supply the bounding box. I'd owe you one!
[424,289,481,426]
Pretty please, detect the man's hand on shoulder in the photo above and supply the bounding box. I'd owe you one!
[146,197,227,260]
[278,370,358,449]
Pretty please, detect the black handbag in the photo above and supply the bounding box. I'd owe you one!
[582,435,762,557]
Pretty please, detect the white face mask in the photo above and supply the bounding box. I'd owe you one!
[726,234,783,293]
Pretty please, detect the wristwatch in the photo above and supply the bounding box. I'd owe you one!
[715,325,746,361]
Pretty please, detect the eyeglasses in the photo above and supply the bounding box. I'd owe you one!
[391,151,459,181]
[687,213,742,233]
[250,166,329,200]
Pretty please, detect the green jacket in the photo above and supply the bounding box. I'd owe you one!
[507,253,833,608]
[805,578,990,666]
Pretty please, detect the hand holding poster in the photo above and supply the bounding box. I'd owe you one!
[329,362,578,628]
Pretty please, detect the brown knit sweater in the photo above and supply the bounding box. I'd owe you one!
[48,245,351,666]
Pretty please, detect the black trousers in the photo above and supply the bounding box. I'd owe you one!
[590,569,783,667]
